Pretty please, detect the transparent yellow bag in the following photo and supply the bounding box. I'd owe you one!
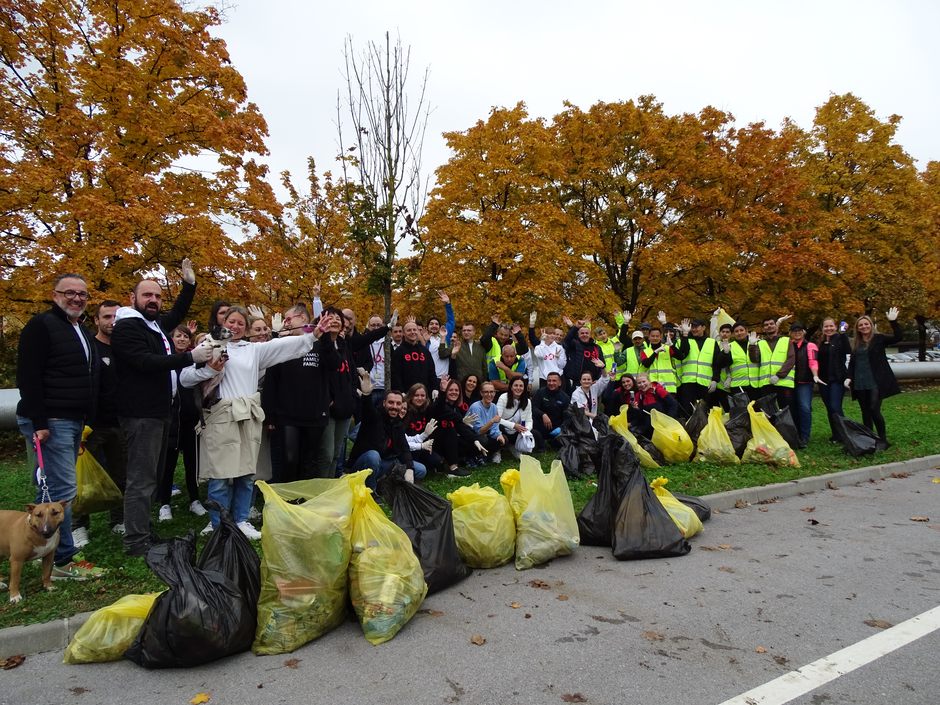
[610,409,660,469]
[500,457,580,570]
[63,592,162,664]
[650,477,703,538]
[72,426,123,515]
[651,409,694,463]
[252,471,369,655]
[696,408,740,465]
[446,484,515,568]
[742,402,800,468]
[349,484,427,645]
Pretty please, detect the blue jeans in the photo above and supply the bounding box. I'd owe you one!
[207,475,254,527]
[349,450,426,491]
[318,417,351,478]
[17,416,83,566]
[818,382,845,441]
[793,383,814,441]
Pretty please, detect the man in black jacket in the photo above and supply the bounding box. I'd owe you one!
[110,259,211,557]
[16,272,105,579]
[348,373,426,492]
[391,320,437,395]
[531,372,570,448]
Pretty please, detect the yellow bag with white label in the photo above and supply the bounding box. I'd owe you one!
[650,477,703,538]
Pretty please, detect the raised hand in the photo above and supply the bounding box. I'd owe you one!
[440,374,450,391]
[358,368,374,395]
[657,310,667,324]
[679,318,691,335]
[425,418,438,437]
[592,357,605,368]
[748,331,758,345]
[529,311,537,326]
[389,309,399,328]
[463,413,479,426]
[622,311,632,324]
[181,258,195,285]
[312,280,321,298]
[248,304,265,320]
[492,313,500,324]
[438,290,450,304]
[406,315,416,324]
[271,313,284,332]
[511,323,521,335]
[776,314,792,328]
[562,315,573,327]
[886,306,899,321]
[186,320,198,335]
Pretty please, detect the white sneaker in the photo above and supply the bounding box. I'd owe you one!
[158,505,172,522]
[237,521,262,540]
[111,523,125,536]
[200,521,214,536]
[490,451,501,465]
[248,506,262,521]
[189,500,207,516]
[71,527,89,548]
[171,485,181,497]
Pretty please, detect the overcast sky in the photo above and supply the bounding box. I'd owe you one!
[214,0,939,201]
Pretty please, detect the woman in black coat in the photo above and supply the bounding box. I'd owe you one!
[816,318,852,443]
[846,308,903,442]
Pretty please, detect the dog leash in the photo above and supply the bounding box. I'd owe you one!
[33,433,51,503]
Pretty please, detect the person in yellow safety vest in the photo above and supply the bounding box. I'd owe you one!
[710,323,737,410]
[480,314,528,367]
[639,323,688,394]
[593,326,619,379]
[748,315,796,409]
[674,316,720,417]
[488,344,528,395]
[716,320,762,402]
[615,330,651,376]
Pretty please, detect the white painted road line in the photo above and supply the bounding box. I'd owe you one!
[718,604,940,705]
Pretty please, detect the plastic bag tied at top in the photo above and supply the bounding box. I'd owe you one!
[651,409,694,463]
[741,402,800,468]
[610,409,661,469]
[696,407,740,465]
[72,425,123,515]
[650,477,704,538]
[64,592,162,664]
[446,483,516,569]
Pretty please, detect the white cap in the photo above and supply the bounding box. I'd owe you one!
[631,331,644,339]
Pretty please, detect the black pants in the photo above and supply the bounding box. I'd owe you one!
[412,448,442,473]
[677,382,708,418]
[855,388,886,439]
[159,414,199,506]
[278,424,328,482]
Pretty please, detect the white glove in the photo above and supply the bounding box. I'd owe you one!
[389,309,399,327]
[654,346,666,354]
[404,468,414,484]
[190,344,212,364]
[248,305,265,319]
[431,390,439,401]
[181,258,195,285]
[463,413,479,427]
[712,307,721,317]
[359,369,374,395]
[749,331,758,345]
[723,379,731,391]
[776,314,792,328]
[474,440,488,455]
[271,313,284,332]
[813,376,827,386]
[769,374,779,385]
[529,311,537,326]
[657,310,667,324]
[622,311,632,323]
[707,381,717,393]
[679,318,691,335]
[424,418,438,437]
[420,439,434,451]
[844,379,852,389]
[886,307,899,321]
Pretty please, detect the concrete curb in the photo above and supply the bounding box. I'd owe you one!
[2,453,938,661]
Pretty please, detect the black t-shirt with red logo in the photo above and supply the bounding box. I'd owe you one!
[391,340,437,395]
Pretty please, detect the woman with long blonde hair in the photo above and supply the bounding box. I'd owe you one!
[845,308,903,442]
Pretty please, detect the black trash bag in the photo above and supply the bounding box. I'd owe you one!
[378,464,471,595]
[768,406,800,450]
[683,399,711,443]
[577,435,637,546]
[592,413,611,439]
[724,407,752,458]
[125,532,256,669]
[634,430,668,467]
[834,416,890,458]
[753,395,778,417]
[563,406,600,476]
[672,493,712,523]
[557,441,584,480]
[611,446,691,561]
[197,500,261,621]
[565,404,595,438]
[728,392,750,410]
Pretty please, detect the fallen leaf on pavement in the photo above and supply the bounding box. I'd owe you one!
[700,546,719,551]
[190,695,211,705]
[641,631,665,641]
[759,507,769,512]
[910,517,929,522]
[562,694,588,703]
[0,655,25,670]
[755,647,767,653]
[800,507,815,513]
[718,545,732,549]
[525,613,531,618]
[932,478,940,483]
[555,581,564,586]
[808,519,819,525]
[827,481,837,490]
[557,595,569,601]
[834,494,845,497]
[511,602,521,608]
[471,635,486,645]
[284,658,301,669]
[718,567,733,572]
[864,620,892,629]
[734,499,749,509]
[930,526,940,530]
[774,655,789,665]
[528,579,551,590]
[428,610,443,617]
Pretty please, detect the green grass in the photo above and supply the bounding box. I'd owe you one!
[1,386,939,629]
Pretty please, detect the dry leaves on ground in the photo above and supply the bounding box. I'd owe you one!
[700,546,719,551]
[641,631,665,641]
[800,507,815,513]
[0,655,25,670]
[190,695,211,705]
[471,635,486,645]
[562,694,588,703]
[529,579,551,590]
[557,595,569,601]
[719,567,734,572]
[864,620,892,629]
[428,610,443,617]
[827,481,838,490]
[910,517,930,522]
[755,647,767,653]
[284,659,301,669]
[718,545,732,549]
[734,500,750,509]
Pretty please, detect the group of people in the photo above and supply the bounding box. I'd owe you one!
[14,260,906,582]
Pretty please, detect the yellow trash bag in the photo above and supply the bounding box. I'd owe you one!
[500,457,580,570]
[651,409,694,463]
[650,477,704,538]
[72,426,123,515]
[610,410,660,469]
[349,484,427,645]
[696,408,740,465]
[63,592,162,664]
[742,402,800,468]
[252,471,369,655]
[446,484,515,568]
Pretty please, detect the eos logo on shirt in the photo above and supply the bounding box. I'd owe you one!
[405,352,426,362]
[544,352,555,361]
[584,350,598,359]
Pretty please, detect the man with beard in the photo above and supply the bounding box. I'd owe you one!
[111,259,212,557]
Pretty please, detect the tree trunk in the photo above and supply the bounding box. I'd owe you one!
[914,314,927,361]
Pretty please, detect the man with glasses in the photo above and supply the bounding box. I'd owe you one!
[16,273,107,580]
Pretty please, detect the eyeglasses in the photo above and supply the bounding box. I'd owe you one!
[55,290,90,301]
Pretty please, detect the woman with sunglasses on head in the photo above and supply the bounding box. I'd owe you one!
[845,307,903,444]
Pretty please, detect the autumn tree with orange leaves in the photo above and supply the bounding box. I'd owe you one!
[0,0,279,322]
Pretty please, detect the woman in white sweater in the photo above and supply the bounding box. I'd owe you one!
[181,306,328,538]
[570,358,609,419]
[496,377,537,459]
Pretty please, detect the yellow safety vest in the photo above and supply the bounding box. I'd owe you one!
[728,341,759,389]
[620,344,650,376]
[647,346,678,394]
[757,338,794,389]
[596,339,616,377]
[678,337,717,386]
[486,338,502,366]
[495,359,524,382]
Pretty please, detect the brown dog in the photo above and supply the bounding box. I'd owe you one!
[0,501,68,604]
